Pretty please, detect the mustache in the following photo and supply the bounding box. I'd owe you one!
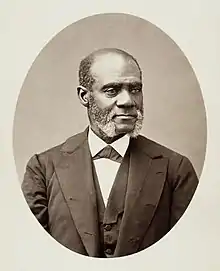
[89,106,143,122]
[88,97,143,118]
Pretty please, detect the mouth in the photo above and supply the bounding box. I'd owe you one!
[114,114,137,120]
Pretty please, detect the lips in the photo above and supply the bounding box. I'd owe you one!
[114,114,137,119]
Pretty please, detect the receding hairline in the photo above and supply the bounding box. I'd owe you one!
[78,48,142,89]
[85,48,141,69]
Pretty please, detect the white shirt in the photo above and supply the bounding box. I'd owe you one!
[88,128,130,206]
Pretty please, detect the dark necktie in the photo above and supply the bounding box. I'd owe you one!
[93,145,123,163]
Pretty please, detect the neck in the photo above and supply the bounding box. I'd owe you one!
[90,126,126,144]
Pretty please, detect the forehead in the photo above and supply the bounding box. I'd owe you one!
[90,53,141,85]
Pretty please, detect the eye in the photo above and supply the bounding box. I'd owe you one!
[104,87,118,96]
[130,88,141,94]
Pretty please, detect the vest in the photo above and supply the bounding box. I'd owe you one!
[91,149,130,257]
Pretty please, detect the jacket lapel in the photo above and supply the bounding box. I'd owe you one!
[55,129,100,257]
[114,137,168,257]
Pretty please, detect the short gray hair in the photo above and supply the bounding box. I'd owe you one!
[78,48,142,90]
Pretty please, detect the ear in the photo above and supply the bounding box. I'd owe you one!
[77,85,89,107]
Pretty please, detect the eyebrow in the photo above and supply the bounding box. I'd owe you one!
[102,82,142,89]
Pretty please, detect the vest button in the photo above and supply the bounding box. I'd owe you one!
[105,248,113,255]
[104,234,112,243]
[104,224,112,231]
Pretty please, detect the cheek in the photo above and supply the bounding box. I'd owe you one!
[133,95,143,108]
[93,93,115,110]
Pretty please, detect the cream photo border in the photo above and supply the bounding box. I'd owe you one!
[0,1,220,270]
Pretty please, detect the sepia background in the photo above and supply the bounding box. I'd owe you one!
[13,13,207,182]
[1,1,220,270]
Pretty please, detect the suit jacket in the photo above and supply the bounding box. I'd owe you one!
[21,128,198,257]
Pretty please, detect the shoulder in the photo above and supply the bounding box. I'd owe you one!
[39,131,86,157]
[133,135,197,178]
[26,130,87,171]
[133,134,183,160]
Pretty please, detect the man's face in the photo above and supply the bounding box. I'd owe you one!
[87,53,144,139]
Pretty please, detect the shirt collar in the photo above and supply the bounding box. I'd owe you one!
[88,127,130,158]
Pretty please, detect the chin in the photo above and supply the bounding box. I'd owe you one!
[115,124,135,135]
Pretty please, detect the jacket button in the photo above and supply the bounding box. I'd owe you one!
[129,237,140,243]
[104,224,112,231]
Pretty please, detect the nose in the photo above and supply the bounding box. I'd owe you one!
[116,89,135,108]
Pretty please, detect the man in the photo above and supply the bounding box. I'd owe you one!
[22,48,198,258]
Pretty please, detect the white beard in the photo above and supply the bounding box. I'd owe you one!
[88,96,144,139]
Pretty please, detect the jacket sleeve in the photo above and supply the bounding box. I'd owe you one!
[21,154,49,231]
[170,156,199,228]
